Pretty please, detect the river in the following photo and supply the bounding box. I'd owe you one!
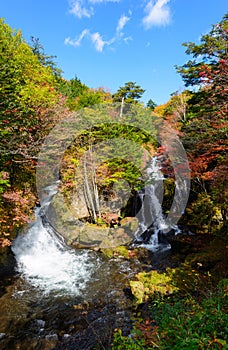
[0,158,185,349]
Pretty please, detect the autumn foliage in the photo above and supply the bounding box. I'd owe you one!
[0,14,227,248]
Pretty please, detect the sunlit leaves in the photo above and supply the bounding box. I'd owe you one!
[112,82,145,104]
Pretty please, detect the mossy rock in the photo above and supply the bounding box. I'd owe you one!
[46,194,137,250]
[101,245,130,259]
[130,270,178,303]
[73,225,110,249]
[164,237,228,295]
[120,217,138,234]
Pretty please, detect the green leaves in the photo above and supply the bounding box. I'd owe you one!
[176,13,228,87]
[0,18,60,165]
[0,171,10,195]
[30,36,62,78]
[147,99,157,110]
[112,82,145,104]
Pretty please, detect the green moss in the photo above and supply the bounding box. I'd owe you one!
[114,246,129,257]
[95,217,106,226]
[101,248,115,258]
[130,270,178,303]
[101,245,130,259]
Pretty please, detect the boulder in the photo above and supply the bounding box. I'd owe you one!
[120,217,139,235]
[71,187,90,219]
[45,194,137,250]
[45,192,84,246]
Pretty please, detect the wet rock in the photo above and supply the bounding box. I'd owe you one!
[138,228,153,243]
[42,334,59,349]
[167,235,195,254]
[120,217,138,233]
[63,334,71,339]
[45,192,84,246]
[158,228,176,244]
[36,319,46,328]
[0,248,17,279]
[71,188,90,218]
[45,333,58,340]
[100,227,133,249]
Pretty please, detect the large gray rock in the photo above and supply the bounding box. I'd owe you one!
[46,193,138,250]
[45,192,84,246]
[70,187,90,218]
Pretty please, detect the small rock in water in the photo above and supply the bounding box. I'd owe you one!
[0,333,6,340]
[63,334,71,339]
[45,334,58,340]
[36,319,46,328]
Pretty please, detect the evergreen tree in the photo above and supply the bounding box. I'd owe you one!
[112,82,145,104]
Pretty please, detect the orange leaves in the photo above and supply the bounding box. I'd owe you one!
[136,319,160,347]
[0,238,11,248]
[0,188,36,241]
[189,145,228,180]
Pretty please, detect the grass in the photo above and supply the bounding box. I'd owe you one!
[111,279,228,349]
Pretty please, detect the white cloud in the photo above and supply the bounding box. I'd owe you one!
[69,0,93,18]
[91,32,106,52]
[88,0,120,3]
[142,0,171,28]
[65,29,114,52]
[65,9,131,52]
[116,14,130,34]
[123,36,133,44]
[68,0,120,18]
[64,29,89,47]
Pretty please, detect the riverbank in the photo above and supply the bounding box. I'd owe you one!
[0,232,227,349]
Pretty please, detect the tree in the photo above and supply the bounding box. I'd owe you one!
[112,82,145,104]
[0,19,58,166]
[176,13,228,118]
[163,90,191,122]
[176,13,228,234]
[30,36,62,78]
[59,104,159,223]
[146,99,157,111]
[57,76,89,109]
[0,19,71,243]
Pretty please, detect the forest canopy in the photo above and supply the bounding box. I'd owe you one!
[0,14,227,246]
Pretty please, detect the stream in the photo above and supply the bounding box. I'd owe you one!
[0,158,186,349]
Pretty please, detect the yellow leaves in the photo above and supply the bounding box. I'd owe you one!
[129,280,145,304]
[0,21,58,111]
[153,103,167,116]
[71,158,79,166]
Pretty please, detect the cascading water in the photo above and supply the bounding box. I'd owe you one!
[12,184,98,296]
[134,158,178,251]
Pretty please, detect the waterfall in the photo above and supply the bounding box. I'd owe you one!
[134,158,178,251]
[12,184,98,296]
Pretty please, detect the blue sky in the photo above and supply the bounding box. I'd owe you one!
[0,0,227,104]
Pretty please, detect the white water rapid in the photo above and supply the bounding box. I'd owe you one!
[12,185,97,296]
